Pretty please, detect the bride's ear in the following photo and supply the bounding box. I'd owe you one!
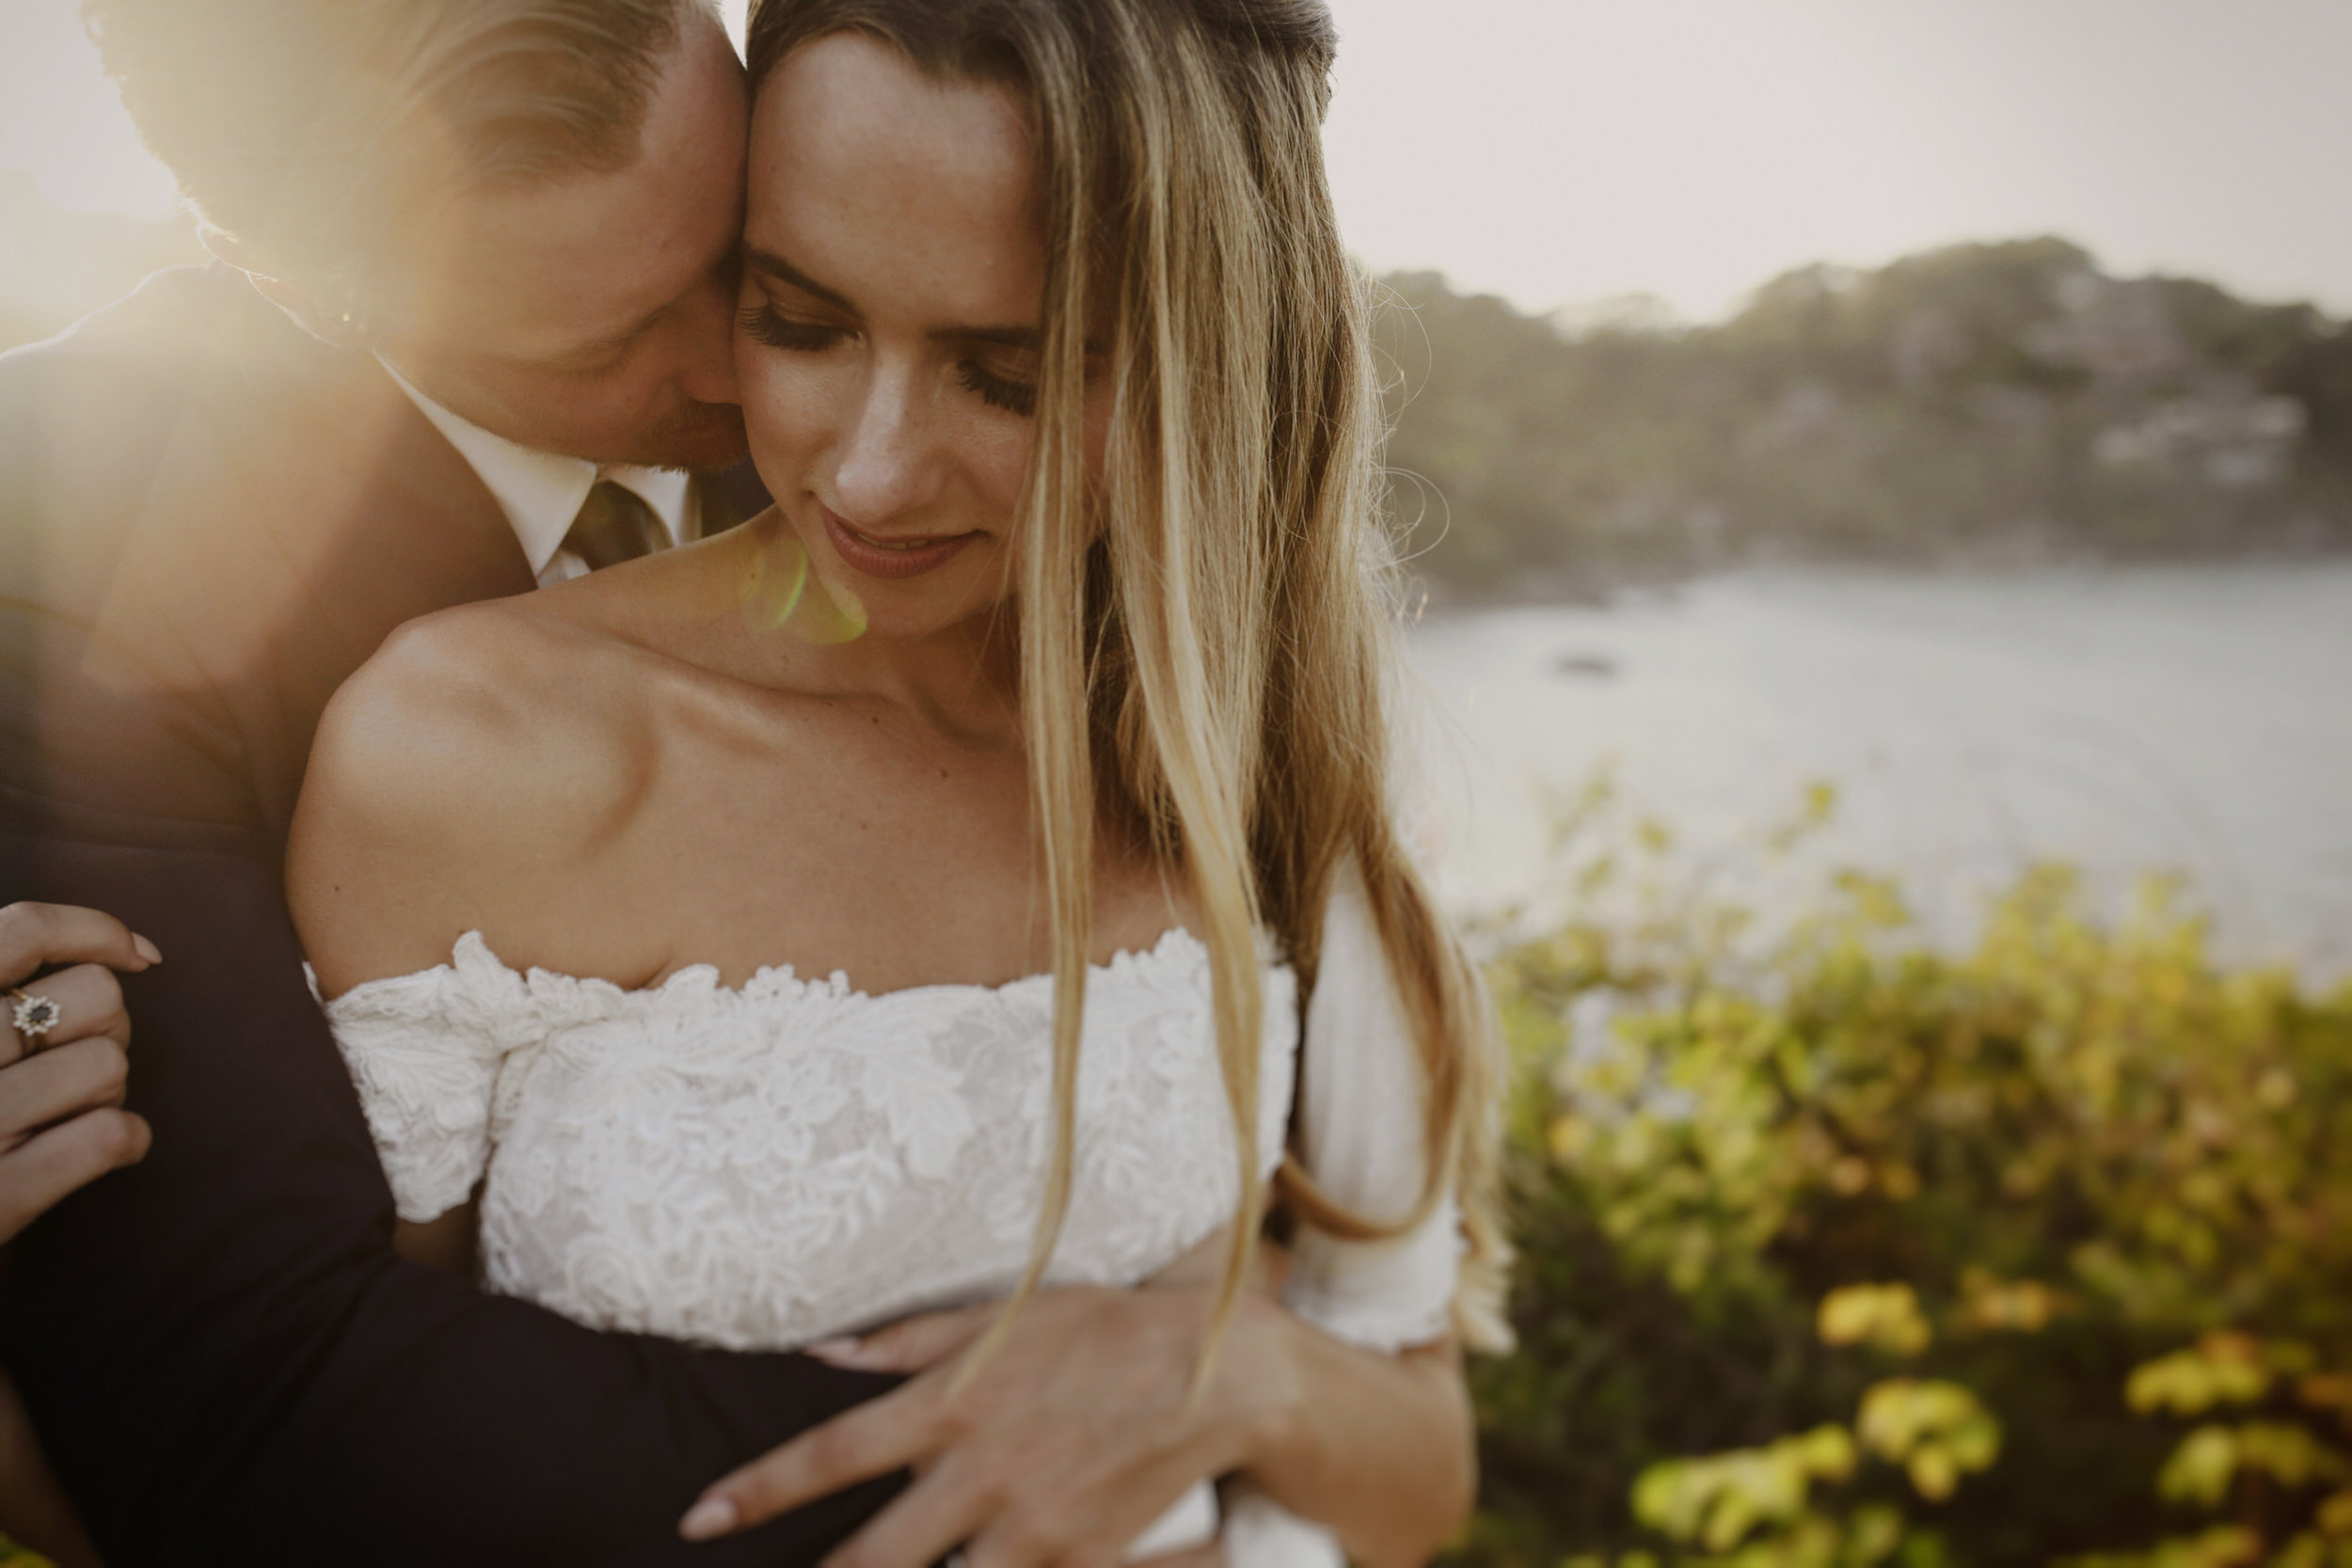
[202,226,373,351]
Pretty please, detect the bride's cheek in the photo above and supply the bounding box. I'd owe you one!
[963,417,1041,526]
[744,359,842,478]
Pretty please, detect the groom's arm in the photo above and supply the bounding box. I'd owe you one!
[0,317,902,1565]
[0,824,907,1567]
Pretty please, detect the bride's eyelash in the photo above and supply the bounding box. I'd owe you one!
[957,359,1038,419]
[738,303,846,352]
[741,301,1036,417]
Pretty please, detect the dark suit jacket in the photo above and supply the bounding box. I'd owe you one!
[0,266,902,1564]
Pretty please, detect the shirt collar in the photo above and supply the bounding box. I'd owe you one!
[376,356,692,577]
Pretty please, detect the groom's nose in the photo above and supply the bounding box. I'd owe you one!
[670,268,742,407]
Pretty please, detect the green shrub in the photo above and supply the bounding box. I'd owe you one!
[1457,781,2352,1567]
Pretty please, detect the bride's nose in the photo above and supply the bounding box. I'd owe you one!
[830,360,944,525]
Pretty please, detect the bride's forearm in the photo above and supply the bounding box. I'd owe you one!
[1223,1296,1476,1568]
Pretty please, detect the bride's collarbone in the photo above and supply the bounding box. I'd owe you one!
[502,789,1195,998]
[516,876,1192,1001]
[398,609,1191,995]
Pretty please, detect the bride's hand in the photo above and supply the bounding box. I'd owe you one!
[677,1272,1302,1568]
[0,901,159,1244]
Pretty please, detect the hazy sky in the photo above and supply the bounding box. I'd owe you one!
[5,0,2348,322]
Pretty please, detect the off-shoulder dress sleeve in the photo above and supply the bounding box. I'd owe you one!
[317,932,536,1224]
[1283,856,1461,1349]
[1224,859,1465,1568]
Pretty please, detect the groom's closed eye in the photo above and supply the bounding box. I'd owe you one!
[539,327,649,376]
[536,296,685,375]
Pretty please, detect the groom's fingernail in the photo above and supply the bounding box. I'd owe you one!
[133,934,163,965]
[804,1336,865,1366]
[680,1497,739,1541]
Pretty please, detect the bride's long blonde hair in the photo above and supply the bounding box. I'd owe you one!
[746,0,1510,1356]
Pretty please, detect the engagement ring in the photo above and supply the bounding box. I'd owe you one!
[8,988,61,1050]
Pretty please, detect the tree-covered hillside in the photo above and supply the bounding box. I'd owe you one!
[1375,240,2352,598]
[7,188,2348,601]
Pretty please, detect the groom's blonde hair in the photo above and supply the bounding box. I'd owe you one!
[86,0,696,312]
[749,0,1513,1368]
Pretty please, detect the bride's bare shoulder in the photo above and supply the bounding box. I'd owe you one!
[287,597,648,991]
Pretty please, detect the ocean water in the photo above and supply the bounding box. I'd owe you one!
[1404,561,2352,978]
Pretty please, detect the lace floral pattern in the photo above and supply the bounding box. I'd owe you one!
[327,929,1299,1353]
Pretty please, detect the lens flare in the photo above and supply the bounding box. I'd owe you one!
[740,528,866,644]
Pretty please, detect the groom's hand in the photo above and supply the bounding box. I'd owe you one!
[0,902,160,1243]
[679,1264,1299,1568]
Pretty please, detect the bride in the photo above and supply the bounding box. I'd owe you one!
[288,0,1506,1560]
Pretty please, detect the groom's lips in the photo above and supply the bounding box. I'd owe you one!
[820,506,979,581]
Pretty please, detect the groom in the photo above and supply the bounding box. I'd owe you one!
[0,1,1225,1561]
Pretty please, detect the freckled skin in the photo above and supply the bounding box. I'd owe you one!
[733,34,1113,646]
[283,32,1477,1568]
[295,34,1183,1006]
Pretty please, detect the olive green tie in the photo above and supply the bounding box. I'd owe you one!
[562,480,667,572]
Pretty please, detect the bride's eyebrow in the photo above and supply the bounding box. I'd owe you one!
[745,246,856,313]
[746,244,1050,349]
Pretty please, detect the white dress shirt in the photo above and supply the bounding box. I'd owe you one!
[378,357,696,588]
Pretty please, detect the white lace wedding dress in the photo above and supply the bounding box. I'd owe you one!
[324,863,1459,1564]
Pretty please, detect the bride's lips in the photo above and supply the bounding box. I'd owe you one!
[820,505,979,581]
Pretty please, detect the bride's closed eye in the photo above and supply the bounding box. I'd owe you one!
[956,357,1037,419]
[738,302,846,353]
[739,300,1040,419]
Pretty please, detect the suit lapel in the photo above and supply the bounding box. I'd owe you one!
[238,305,534,836]
[3,266,534,843]
[142,270,533,838]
